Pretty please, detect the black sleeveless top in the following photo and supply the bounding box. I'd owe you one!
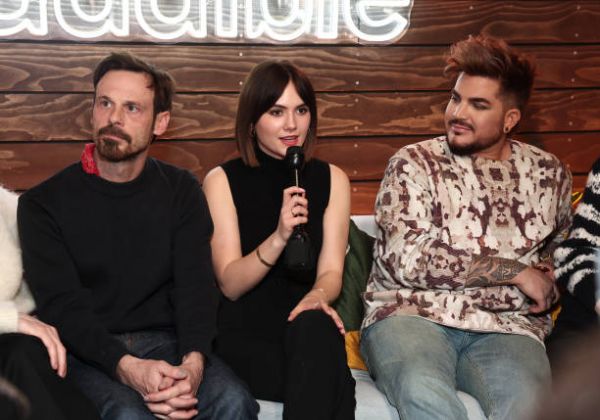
[218,148,331,339]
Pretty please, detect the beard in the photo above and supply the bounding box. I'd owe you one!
[447,119,504,157]
[449,141,485,156]
[94,125,150,162]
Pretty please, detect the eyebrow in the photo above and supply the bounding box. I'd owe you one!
[451,89,492,106]
[271,102,307,109]
[96,95,141,108]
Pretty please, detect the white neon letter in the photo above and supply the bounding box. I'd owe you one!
[342,0,412,42]
[245,0,313,42]
[214,0,238,38]
[0,0,47,37]
[134,0,207,40]
[315,0,338,39]
[54,0,128,38]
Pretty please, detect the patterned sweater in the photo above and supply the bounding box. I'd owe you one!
[362,137,572,343]
[553,157,600,328]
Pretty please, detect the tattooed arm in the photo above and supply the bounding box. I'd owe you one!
[464,256,528,287]
[464,256,557,313]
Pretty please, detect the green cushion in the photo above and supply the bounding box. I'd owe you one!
[333,219,375,331]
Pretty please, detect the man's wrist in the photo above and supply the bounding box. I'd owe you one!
[182,351,204,367]
[511,265,534,287]
[116,354,137,385]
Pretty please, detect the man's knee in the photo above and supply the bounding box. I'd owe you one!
[208,384,258,419]
[391,365,455,401]
[198,357,259,419]
[100,390,153,420]
[103,403,153,420]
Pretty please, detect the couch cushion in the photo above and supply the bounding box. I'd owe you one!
[333,219,375,332]
[256,369,486,420]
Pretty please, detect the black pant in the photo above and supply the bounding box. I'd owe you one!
[217,310,356,420]
[0,333,99,420]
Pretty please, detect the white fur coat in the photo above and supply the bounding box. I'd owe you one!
[0,185,34,332]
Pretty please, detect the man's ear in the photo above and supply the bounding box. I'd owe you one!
[153,111,170,136]
[503,107,521,134]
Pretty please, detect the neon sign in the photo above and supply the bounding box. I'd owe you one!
[0,0,413,43]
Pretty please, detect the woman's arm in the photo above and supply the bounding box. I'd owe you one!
[288,164,351,332]
[203,166,307,301]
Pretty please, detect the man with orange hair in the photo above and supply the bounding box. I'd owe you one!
[361,35,572,420]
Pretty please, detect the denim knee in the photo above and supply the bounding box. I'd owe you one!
[209,386,258,420]
[398,367,452,399]
[102,403,154,420]
[96,387,153,420]
[197,355,259,420]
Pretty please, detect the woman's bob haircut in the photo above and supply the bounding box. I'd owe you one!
[235,60,317,167]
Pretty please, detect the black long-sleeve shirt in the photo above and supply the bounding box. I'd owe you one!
[18,158,218,377]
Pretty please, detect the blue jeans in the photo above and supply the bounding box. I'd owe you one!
[67,330,258,420]
[361,316,550,420]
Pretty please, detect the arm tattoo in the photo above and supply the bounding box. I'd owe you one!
[464,256,527,288]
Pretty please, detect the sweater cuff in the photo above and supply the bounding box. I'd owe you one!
[94,340,130,380]
[0,301,18,333]
[178,338,213,362]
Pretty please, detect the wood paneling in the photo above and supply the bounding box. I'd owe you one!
[1,44,599,93]
[2,90,599,141]
[398,1,600,45]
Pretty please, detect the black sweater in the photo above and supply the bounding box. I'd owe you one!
[18,159,218,377]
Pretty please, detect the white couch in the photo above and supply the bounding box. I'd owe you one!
[257,368,486,419]
[255,215,487,419]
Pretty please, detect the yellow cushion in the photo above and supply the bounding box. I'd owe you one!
[345,330,367,370]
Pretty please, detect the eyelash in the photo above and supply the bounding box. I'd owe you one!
[269,107,309,116]
[97,101,140,113]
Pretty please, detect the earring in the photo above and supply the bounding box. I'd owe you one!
[503,125,510,134]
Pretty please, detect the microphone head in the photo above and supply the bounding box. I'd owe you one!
[285,146,304,170]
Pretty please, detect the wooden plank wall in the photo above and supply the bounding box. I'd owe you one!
[1,1,599,214]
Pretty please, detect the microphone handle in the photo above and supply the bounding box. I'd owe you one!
[292,168,306,233]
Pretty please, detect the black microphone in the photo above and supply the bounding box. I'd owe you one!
[283,146,315,271]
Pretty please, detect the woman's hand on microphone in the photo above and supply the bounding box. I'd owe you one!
[276,186,308,242]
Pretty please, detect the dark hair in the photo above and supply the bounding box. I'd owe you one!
[444,35,536,113]
[236,60,317,167]
[93,52,174,116]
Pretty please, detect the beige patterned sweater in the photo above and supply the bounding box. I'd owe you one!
[362,137,572,343]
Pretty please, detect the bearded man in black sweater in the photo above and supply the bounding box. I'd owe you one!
[17,53,258,420]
